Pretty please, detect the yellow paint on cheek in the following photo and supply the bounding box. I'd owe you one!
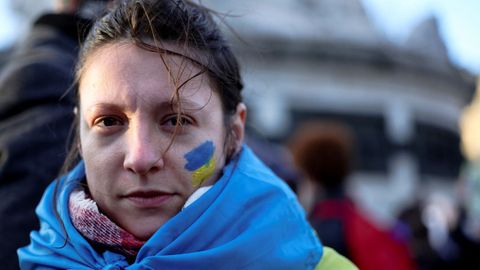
[191,156,216,187]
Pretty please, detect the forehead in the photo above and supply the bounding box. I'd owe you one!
[79,42,214,109]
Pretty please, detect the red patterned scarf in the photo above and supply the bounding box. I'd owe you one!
[68,188,145,257]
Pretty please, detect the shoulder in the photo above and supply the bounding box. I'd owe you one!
[315,246,358,270]
[235,145,292,192]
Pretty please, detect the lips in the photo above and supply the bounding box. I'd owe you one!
[122,190,173,208]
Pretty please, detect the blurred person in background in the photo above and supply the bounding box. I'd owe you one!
[449,77,480,268]
[391,80,480,270]
[395,193,459,270]
[0,0,110,268]
[289,121,415,270]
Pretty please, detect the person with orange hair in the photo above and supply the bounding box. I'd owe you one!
[290,121,415,270]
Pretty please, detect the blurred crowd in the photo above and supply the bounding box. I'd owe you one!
[0,0,479,269]
[280,101,480,269]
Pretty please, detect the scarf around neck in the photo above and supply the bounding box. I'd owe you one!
[19,145,323,269]
[68,185,212,258]
[69,188,146,258]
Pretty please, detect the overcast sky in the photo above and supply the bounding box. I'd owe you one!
[362,0,480,74]
[0,0,17,48]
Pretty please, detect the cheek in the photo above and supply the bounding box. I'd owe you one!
[80,136,121,192]
[83,154,109,189]
[183,140,217,187]
[80,123,124,166]
[83,162,107,207]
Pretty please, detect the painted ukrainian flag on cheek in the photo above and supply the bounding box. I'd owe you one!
[184,141,216,187]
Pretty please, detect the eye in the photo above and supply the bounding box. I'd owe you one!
[93,116,124,128]
[163,114,194,128]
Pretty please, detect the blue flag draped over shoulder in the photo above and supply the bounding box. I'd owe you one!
[18,145,323,269]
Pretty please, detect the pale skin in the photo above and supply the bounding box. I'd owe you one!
[78,41,246,240]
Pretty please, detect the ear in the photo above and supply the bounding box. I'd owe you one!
[230,103,247,153]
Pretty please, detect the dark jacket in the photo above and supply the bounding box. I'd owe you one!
[0,13,89,269]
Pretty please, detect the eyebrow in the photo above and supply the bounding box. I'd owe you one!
[86,103,124,112]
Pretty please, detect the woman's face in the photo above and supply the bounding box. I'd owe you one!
[78,42,245,240]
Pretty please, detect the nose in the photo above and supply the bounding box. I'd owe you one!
[123,122,164,175]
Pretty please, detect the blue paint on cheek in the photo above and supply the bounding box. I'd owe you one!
[184,140,215,171]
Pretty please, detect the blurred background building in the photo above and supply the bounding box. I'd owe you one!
[0,0,477,226]
[202,0,477,226]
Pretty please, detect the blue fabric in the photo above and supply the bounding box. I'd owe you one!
[18,145,323,269]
